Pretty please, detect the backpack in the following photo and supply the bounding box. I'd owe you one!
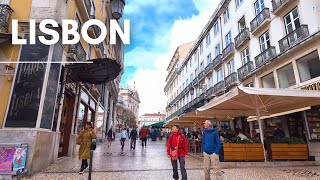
[169,133,185,151]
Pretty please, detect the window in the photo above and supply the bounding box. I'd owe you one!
[214,21,219,35]
[259,31,270,52]
[227,59,235,75]
[277,63,296,88]
[190,73,193,80]
[200,43,203,54]
[194,50,199,63]
[186,79,189,85]
[215,44,221,56]
[206,34,211,46]
[209,77,213,87]
[189,58,192,67]
[224,7,230,23]
[207,53,212,64]
[255,0,265,15]
[195,69,198,76]
[238,16,246,32]
[183,83,185,89]
[241,47,250,65]
[284,8,300,35]
[261,73,275,88]
[236,0,244,8]
[201,61,205,71]
[225,32,232,46]
[297,51,320,82]
[217,69,223,82]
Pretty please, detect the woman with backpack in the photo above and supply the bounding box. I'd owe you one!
[167,125,188,180]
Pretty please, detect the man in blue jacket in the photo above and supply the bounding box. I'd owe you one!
[202,120,223,180]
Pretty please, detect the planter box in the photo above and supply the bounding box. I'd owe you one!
[270,143,308,160]
[224,143,264,161]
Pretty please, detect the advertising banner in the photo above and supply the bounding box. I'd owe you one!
[0,147,15,173]
[13,147,27,170]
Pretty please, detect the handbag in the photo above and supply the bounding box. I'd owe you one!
[90,132,97,151]
[171,136,180,161]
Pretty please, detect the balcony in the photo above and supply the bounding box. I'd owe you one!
[235,28,250,49]
[222,43,235,60]
[198,70,205,82]
[237,61,254,81]
[0,4,13,33]
[192,77,199,86]
[272,0,297,15]
[68,42,87,62]
[194,97,199,104]
[199,93,206,101]
[205,63,213,76]
[250,8,271,35]
[255,46,277,69]
[76,0,93,22]
[95,42,105,58]
[214,81,225,96]
[188,83,193,90]
[213,54,223,68]
[278,25,309,53]
[206,87,214,98]
[225,72,238,89]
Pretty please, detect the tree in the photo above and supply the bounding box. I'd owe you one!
[116,105,137,130]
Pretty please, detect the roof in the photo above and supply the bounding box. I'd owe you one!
[142,113,166,117]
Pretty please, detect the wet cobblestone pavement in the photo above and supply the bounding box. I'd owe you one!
[27,139,320,180]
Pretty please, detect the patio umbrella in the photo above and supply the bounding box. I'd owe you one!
[197,86,320,161]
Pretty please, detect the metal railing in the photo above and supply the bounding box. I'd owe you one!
[206,87,214,97]
[235,28,250,48]
[0,4,14,33]
[237,61,254,81]
[205,63,213,75]
[214,81,225,95]
[192,77,199,86]
[255,46,277,69]
[198,70,205,81]
[222,43,235,59]
[278,25,309,53]
[213,54,223,68]
[225,72,238,89]
[272,0,289,13]
[69,42,87,61]
[199,93,206,101]
[250,8,270,33]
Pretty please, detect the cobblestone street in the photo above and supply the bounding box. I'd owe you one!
[25,139,320,180]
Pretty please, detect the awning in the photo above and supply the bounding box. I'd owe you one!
[66,58,121,84]
[247,107,311,122]
[146,121,165,128]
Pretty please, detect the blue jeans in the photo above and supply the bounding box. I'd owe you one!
[171,156,187,180]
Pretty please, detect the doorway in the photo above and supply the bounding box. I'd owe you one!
[58,93,75,157]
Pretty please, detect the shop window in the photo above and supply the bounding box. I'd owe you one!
[277,63,296,88]
[297,51,320,82]
[261,73,275,88]
[81,91,89,104]
[306,106,320,141]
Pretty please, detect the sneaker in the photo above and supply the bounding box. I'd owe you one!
[79,168,84,174]
[84,165,89,171]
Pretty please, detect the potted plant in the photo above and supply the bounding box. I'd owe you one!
[268,137,308,160]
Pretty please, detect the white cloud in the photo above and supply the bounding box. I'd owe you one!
[125,0,220,116]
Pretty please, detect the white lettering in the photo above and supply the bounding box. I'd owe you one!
[82,19,107,44]
[39,19,59,45]
[62,20,80,45]
[12,20,26,45]
[110,19,130,44]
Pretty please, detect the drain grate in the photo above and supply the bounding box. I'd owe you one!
[282,169,320,178]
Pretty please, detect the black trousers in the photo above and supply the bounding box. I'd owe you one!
[171,156,187,180]
[81,159,88,169]
[130,139,137,149]
[141,138,147,147]
[120,138,126,149]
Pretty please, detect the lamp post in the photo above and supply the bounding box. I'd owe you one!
[110,0,125,20]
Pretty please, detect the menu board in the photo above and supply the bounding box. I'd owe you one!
[40,43,63,129]
[5,35,50,128]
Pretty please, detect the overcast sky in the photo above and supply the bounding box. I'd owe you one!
[121,0,221,115]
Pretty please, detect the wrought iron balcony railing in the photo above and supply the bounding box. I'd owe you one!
[237,61,254,81]
[255,46,277,69]
[192,77,199,86]
[214,81,225,95]
[198,70,205,81]
[0,4,14,33]
[206,87,214,97]
[69,42,87,62]
[213,54,223,68]
[235,28,250,49]
[205,63,213,75]
[222,43,235,59]
[225,72,238,89]
[272,0,296,15]
[250,8,270,33]
[278,25,309,53]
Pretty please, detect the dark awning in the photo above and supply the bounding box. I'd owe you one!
[67,58,121,84]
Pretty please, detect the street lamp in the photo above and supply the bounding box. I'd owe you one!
[110,0,125,20]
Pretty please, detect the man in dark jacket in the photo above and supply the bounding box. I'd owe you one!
[202,120,223,180]
[129,127,138,150]
[167,125,188,180]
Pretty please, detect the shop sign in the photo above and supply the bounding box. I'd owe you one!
[0,147,15,173]
[301,82,320,91]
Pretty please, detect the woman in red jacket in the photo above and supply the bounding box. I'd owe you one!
[167,125,188,180]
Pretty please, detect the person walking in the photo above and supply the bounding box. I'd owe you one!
[106,128,115,153]
[129,126,138,150]
[120,127,128,151]
[167,125,188,180]
[202,120,223,180]
[139,125,148,149]
[77,122,97,174]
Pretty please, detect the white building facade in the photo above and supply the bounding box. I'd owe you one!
[138,113,166,128]
[117,88,140,119]
[165,0,320,162]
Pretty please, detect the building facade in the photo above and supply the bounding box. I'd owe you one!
[138,113,166,129]
[117,87,140,120]
[0,0,125,174]
[165,0,320,162]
